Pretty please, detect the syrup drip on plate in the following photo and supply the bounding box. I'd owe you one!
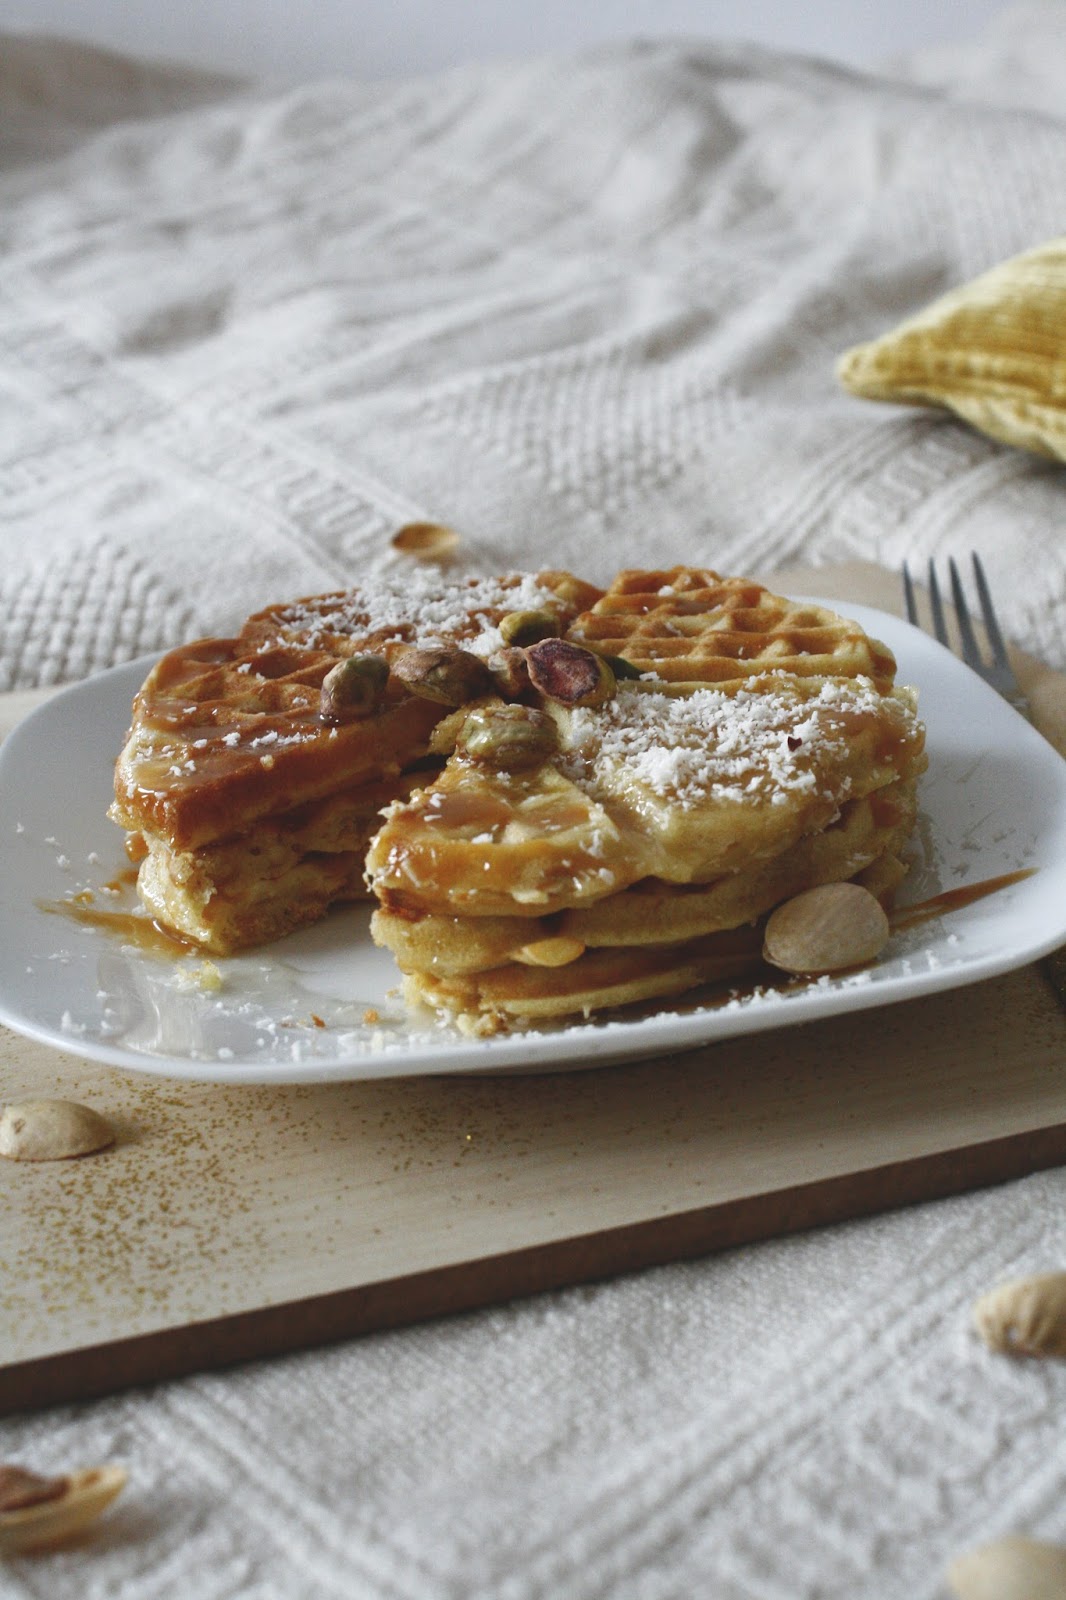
[38,897,197,958]
[889,869,1034,932]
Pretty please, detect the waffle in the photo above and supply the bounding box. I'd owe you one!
[370,778,918,980]
[401,826,915,1029]
[569,567,898,687]
[134,771,426,953]
[365,565,925,1028]
[401,925,768,1029]
[365,678,926,918]
[111,568,597,952]
[240,569,602,657]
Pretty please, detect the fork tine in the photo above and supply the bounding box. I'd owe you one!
[926,560,949,646]
[970,552,1011,669]
[948,556,984,671]
[904,555,1031,722]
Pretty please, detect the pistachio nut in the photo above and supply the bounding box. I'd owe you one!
[0,1100,114,1162]
[499,609,562,648]
[0,1465,127,1555]
[390,521,460,561]
[525,639,617,708]
[972,1272,1066,1358]
[762,882,890,976]
[456,704,559,771]
[392,646,493,707]
[319,655,390,723]
[595,650,643,680]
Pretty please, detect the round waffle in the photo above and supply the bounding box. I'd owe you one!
[112,637,442,852]
[241,568,602,656]
[569,566,898,687]
[400,925,768,1029]
[366,678,926,919]
[111,563,926,1026]
[370,778,918,979]
[136,771,426,954]
[114,568,600,854]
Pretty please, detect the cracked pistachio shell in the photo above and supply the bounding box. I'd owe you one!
[763,883,889,975]
[972,1272,1066,1358]
[0,1100,115,1162]
[0,1465,127,1554]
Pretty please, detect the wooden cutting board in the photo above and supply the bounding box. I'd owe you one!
[2,563,1064,1416]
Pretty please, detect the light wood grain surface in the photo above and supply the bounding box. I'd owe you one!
[2,563,1063,1414]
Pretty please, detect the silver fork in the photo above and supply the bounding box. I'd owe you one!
[902,552,1030,719]
[901,553,1066,1005]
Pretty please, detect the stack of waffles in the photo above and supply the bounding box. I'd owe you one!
[112,565,926,1031]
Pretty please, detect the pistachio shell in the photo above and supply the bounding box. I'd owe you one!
[0,1465,127,1554]
[390,522,460,561]
[0,1100,114,1162]
[972,1272,1066,1358]
[486,647,532,699]
[947,1536,1066,1600]
[762,882,889,975]
[0,1466,67,1513]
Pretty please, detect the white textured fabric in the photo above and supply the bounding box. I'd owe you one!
[3,8,1066,1597]
[4,8,1066,694]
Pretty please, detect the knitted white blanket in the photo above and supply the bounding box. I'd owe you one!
[3,9,1066,1598]
[3,7,1066,697]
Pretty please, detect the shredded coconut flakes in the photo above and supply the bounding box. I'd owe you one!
[559,675,897,808]
[265,570,561,653]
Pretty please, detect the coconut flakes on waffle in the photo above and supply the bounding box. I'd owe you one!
[247,570,568,656]
[556,674,906,811]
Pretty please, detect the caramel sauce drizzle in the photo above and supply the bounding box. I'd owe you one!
[630,869,1037,1019]
[39,898,198,958]
[39,869,1034,981]
[890,869,1034,932]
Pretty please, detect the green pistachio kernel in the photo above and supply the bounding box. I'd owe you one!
[392,646,494,707]
[499,609,562,648]
[319,654,390,722]
[455,704,559,771]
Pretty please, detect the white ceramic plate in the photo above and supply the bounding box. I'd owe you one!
[1,602,1064,1084]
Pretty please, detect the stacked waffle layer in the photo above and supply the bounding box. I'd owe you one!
[110,568,599,952]
[366,673,925,1028]
[112,564,926,1026]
